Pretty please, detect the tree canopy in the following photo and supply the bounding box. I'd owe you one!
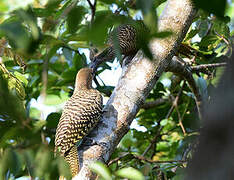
[0,0,233,179]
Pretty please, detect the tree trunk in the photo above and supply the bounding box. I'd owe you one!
[75,0,196,179]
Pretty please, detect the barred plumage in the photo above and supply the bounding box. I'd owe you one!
[55,68,103,177]
[91,21,148,70]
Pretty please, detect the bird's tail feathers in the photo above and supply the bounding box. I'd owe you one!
[65,146,79,177]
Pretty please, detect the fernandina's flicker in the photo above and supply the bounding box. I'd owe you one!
[55,67,103,177]
[90,21,194,71]
[90,21,149,70]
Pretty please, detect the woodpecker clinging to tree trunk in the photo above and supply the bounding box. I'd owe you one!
[55,67,103,177]
[90,21,194,71]
[90,21,149,71]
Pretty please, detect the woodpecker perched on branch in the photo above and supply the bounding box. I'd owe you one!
[55,68,103,177]
[90,21,149,70]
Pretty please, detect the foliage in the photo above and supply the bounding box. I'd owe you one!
[0,0,233,179]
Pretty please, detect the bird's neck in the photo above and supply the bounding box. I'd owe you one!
[74,82,92,93]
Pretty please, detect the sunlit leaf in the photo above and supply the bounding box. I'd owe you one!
[89,161,112,180]
[115,167,145,180]
[160,119,168,126]
[14,71,28,86]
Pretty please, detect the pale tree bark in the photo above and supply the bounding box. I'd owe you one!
[74,0,196,179]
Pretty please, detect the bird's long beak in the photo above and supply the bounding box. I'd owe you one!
[89,58,98,74]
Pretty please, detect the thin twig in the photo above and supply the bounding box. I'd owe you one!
[41,50,49,100]
[108,152,129,166]
[180,98,191,130]
[133,154,187,164]
[108,152,187,166]
[141,98,168,109]
[191,62,227,73]
[87,0,97,23]
[214,31,230,46]
[96,74,106,86]
[174,82,187,135]
[166,56,202,119]
[142,83,185,157]
[93,76,101,87]
[176,105,186,135]
[141,127,161,157]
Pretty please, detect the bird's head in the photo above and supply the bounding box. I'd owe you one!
[75,68,94,91]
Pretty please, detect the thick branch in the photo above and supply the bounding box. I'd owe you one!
[75,0,196,179]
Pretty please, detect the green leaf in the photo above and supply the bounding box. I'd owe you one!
[98,0,116,5]
[212,18,230,39]
[22,150,34,176]
[89,161,112,180]
[157,141,170,151]
[44,93,68,105]
[152,31,172,38]
[72,53,86,70]
[33,120,46,133]
[14,8,40,41]
[0,75,26,124]
[45,0,64,11]
[88,11,128,46]
[97,85,114,96]
[46,112,61,128]
[30,107,41,118]
[8,75,26,100]
[199,35,219,50]
[196,19,210,38]
[160,119,168,126]
[120,131,134,149]
[33,8,54,17]
[61,68,77,82]
[0,1,8,14]
[35,147,52,178]
[57,156,71,179]
[184,29,199,41]
[0,149,21,178]
[197,77,208,101]
[192,0,227,18]
[63,48,73,67]
[14,71,28,86]
[63,25,89,42]
[0,19,30,52]
[154,0,167,8]
[67,6,86,33]
[136,0,153,14]
[41,35,64,48]
[115,167,145,180]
